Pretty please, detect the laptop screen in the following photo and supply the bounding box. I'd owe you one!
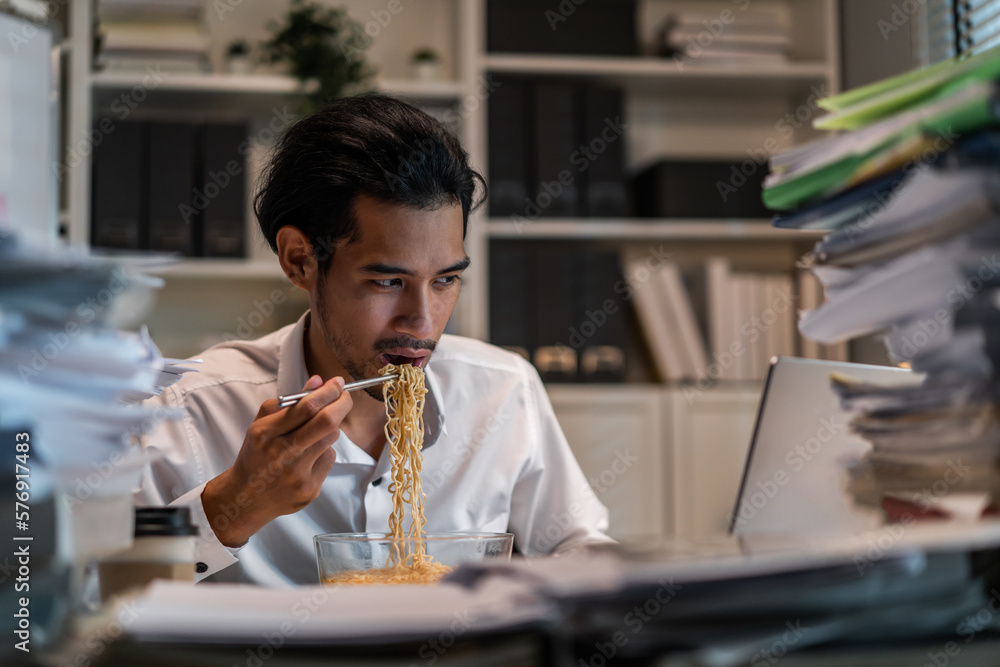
[728,356,919,536]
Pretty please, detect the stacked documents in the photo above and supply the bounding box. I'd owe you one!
[765,46,1000,519]
[0,234,197,553]
[660,7,789,67]
[119,522,1000,665]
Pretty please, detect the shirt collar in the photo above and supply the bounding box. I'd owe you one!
[278,310,447,451]
[276,311,310,401]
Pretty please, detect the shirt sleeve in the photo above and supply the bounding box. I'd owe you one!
[506,362,615,555]
[134,387,243,581]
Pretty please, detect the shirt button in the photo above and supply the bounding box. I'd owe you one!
[195,562,208,574]
[371,477,383,487]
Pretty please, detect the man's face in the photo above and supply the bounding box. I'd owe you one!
[313,194,468,396]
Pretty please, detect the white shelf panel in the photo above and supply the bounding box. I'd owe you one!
[485,219,824,241]
[145,259,287,280]
[90,73,463,114]
[377,78,466,101]
[483,55,830,96]
[91,71,310,94]
[91,72,466,101]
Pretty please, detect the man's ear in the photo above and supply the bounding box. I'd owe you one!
[276,226,319,290]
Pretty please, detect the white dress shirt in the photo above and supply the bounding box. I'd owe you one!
[137,312,611,586]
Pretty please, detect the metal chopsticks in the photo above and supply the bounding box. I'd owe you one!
[277,373,398,408]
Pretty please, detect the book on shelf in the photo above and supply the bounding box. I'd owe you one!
[489,242,628,383]
[487,76,627,220]
[622,249,705,382]
[796,269,848,362]
[533,82,581,217]
[91,119,248,258]
[95,0,209,73]
[633,160,773,219]
[662,6,789,65]
[706,256,738,381]
[702,258,800,382]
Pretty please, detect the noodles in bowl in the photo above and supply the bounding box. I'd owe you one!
[314,532,515,585]
[315,364,513,585]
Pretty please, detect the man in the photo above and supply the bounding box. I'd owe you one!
[138,94,611,587]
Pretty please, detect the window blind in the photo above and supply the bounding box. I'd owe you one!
[957,0,1000,54]
[914,0,958,65]
[914,0,1000,65]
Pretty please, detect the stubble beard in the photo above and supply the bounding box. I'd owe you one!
[315,285,386,403]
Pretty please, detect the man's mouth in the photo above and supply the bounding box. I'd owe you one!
[381,351,429,368]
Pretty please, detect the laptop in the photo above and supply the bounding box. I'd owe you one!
[728,356,921,536]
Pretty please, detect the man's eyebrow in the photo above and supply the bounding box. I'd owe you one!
[439,257,471,274]
[360,257,471,276]
[361,263,415,276]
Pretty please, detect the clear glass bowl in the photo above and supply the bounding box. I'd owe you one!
[314,532,514,585]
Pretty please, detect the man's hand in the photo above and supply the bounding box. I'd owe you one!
[202,374,352,547]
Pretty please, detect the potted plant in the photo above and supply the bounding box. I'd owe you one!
[260,0,374,114]
[410,48,441,81]
[226,40,253,75]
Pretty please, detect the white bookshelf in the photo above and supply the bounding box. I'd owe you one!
[58,0,842,542]
[63,0,839,348]
[482,54,831,96]
[143,259,286,280]
[485,219,826,241]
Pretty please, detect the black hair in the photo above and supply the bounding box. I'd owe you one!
[254,93,486,272]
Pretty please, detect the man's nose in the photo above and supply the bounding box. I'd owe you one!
[395,287,435,338]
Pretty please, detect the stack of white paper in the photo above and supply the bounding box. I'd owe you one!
[0,233,194,556]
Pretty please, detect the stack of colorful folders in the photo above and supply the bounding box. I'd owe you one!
[765,46,1000,520]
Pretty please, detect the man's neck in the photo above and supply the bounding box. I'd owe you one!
[303,313,388,461]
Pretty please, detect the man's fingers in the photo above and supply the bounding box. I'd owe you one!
[255,374,325,421]
[276,376,346,434]
[291,391,354,456]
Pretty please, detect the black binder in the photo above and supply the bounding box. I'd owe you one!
[533,83,581,218]
[487,77,530,218]
[91,120,146,250]
[147,122,198,255]
[533,245,577,381]
[201,123,247,257]
[574,249,627,382]
[487,0,637,56]
[489,241,536,360]
[581,85,629,217]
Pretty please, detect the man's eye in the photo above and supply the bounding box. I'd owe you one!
[373,278,401,288]
[436,275,460,286]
